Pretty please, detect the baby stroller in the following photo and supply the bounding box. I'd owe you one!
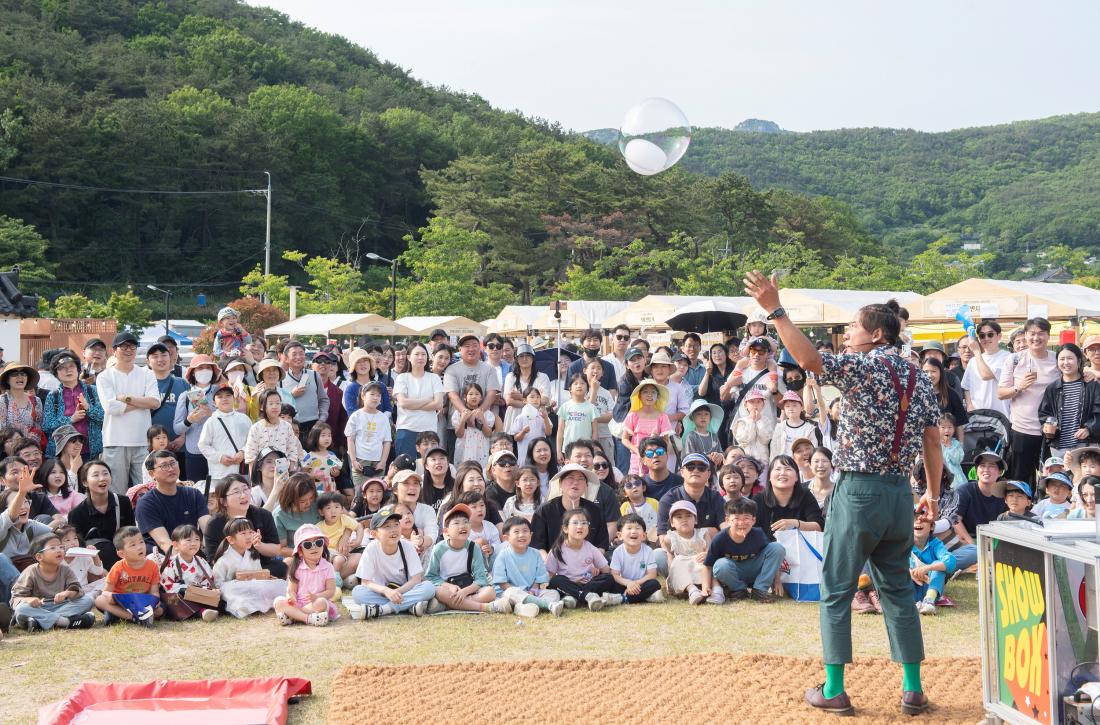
[962,408,1012,472]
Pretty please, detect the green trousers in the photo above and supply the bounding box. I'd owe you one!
[819,471,925,665]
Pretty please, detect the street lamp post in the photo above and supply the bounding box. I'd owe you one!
[147,285,172,337]
[365,252,397,321]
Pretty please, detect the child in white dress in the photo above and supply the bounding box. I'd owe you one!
[213,517,286,618]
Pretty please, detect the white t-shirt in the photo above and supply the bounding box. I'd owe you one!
[602,353,626,381]
[345,409,392,461]
[962,349,1011,415]
[96,365,159,447]
[610,543,657,580]
[393,372,444,433]
[355,538,422,586]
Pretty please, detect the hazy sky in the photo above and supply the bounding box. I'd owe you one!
[249,0,1099,133]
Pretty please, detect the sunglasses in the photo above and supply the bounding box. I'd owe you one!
[299,539,326,551]
[623,480,643,489]
[978,332,997,340]
[485,343,502,350]
[644,448,666,458]
[684,463,710,473]
[593,462,610,470]
[495,461,515,467]
[614,335,630,341]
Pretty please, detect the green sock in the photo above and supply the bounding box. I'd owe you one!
[902,662,922,692]
[823,663,845,699]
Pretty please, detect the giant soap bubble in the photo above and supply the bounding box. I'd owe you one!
[618,98,692,176]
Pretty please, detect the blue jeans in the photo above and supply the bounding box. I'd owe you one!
[653,548,669,578]
[394,429,419,462]
[0,554,19,604]
[351,581,437,613]
[953,544,977,571]
[14,595,94,630]
[913,570,948,602]
[613,438,631,478]
[712,542,786,592]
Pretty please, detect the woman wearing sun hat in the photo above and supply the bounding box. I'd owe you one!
[0,361,43,444]
[43,349,103,459]
[620,378,674,475]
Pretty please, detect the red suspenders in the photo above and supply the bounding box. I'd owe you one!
[883,357,917,464]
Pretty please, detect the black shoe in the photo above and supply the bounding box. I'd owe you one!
[70,612,96,629]
[16,615,40,633]
[749,589,778,603]
[727,588,750,601]
[101,611,118,627]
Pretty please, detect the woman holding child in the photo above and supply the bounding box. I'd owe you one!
[204,474,287,578]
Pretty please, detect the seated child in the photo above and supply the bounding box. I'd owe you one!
[662,500,719,605]
[501,466,542,523]
[701,497,785,604]
[58,525,106,596]
[10,532,95,631]
[350,504,437,619]
[94,526,162,626]
[492,516,564,618]
[316,491,362,580]
[213,306,253,359]
[910,514,957,615]
[996,480,1039,523]
[681,400,724,468]
[274,523,338,626]
[351,477,389,519]
[425,503,510,614]
[545,508,618,612]
[212,517,286,618]
[618,475,659,544]
[1032,472,1073,519]
[159,524,219,622]
[457,490,501,569]
[609,513,663,603]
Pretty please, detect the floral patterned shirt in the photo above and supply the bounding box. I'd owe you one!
[817,345,939,475]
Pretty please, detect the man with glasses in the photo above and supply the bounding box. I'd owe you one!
[679,333,706,389]
[483,333,511,420]
[96,332,161,494]
[147,341,187,459]
[565,440,619,541]
[963,320,1011,415]
[134,450,206,555]
[530,464,608,553]
[603,324,632,380]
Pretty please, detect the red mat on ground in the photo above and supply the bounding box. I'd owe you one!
[37,676,311,725]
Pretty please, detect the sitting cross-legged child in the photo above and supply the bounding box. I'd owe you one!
[212,517,287,619]
[492,516,564,618]
[349,504,437,620]
[273,524,338,627]
[425,503,511,614]
[10,532,96,632]
[94,526,163,627]
[608,513,663,604]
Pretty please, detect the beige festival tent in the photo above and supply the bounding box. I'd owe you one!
[911,279,1100,323]
[528,300,632,332]
[394,316,486,338]
[264,313,417,338]
[485,305,545,335]
[741,288,923,327]
[602,296,735,330]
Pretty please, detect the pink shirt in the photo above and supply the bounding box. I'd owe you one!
[544,540,608,582]
[293,557,338,617]
[624,411,673,474]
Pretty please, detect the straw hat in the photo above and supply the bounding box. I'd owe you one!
[0,362,39,392]
[629,378,669,413]
[253,358,285,383]
[347,348,373,381]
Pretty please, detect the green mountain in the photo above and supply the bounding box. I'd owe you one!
[679,114,1100,269]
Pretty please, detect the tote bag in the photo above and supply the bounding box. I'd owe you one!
[776,529,825,602]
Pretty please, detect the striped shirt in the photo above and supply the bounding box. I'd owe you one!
[1057,379,1084,449]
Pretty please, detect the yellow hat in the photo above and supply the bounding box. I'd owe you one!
[629,378,669,413]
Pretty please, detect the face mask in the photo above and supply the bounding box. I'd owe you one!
[228,371,245,385]
[786,377,805,391]
[194,369,213,386]
[583,347,599,358]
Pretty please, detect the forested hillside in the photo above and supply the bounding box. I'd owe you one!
[0,0,1094,321]
[681,115,1100,269]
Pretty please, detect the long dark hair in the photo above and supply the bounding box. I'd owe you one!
[213,516,256,563]
[514,465,543,507]
[452,460,485,503]
[421,448,454,503]
[1057,343,1084,380]
[526,436,558,479]
[34,457,70,498]
[920,356,950,408]
[763,455,810,509]
[550,507,589,566]
[510,349,538,391]
[304,422,333,454]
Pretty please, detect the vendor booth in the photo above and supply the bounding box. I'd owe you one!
[394,315,486,338]
[913,279,1100,324]
[263,313,416,338]
[978,519,1100,724]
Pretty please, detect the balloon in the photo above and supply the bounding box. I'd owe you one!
[954,304,975,337]
[618,98,691,176]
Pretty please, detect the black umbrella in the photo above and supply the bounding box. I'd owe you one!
[534,346,581,380]
[665,300,748,333]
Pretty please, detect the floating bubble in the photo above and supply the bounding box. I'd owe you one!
[618,98,691,176]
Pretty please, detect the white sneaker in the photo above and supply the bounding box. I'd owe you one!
[585,592,604,612]
[307,611,329,627]
[427,597,447,615]
[411,600,429,617]
[602,592,624,607]
[647,590,666,603]
[561,596,578,610]
[345,602,366,621]
[490,597,513,614]
[200,609,219,622]
[549,600,565,617]
[688,589,705,606]
[917,600,937,616]
[514,602,540,618]
[137,605,155,622]
[276,611,293,626]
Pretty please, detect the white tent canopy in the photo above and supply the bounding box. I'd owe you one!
[394,316,486,337]
[264,313,416,337]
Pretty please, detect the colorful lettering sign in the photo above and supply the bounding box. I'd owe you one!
[993,541,1051,724]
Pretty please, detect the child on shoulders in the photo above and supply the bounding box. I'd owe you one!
[11,532,95,631]
[274,523,338,626]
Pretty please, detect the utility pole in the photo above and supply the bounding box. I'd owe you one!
[263,171,272,304]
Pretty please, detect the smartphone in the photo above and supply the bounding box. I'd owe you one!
[274,457,290,478]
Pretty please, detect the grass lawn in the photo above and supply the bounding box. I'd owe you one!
[0,577,980,724]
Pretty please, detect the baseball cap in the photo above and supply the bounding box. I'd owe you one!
[429,329,449,340]
[487,450,517,468]
[1043,456,1065,470]
[369,505,402,530]
[668,500,698,521]
[746,337,771,352]
[1041,472,1074,491]
[257,446,286,462]
[1083,335,1100,351]
[457,334,480,348]
[157,334,178,346]
[146,342,170,357]
[993,480,1034,498]
[312,352,336,365]
[49,350,80,373]
[780,390,803,404]
[625,347,645,361]
[442,503,473,526]
[112,331,138,348]
[392,469,422,487]
[974,450,1007,472]
[680,452,714,471]
[744,388,766,402]
[84,338,106,351]
[515,343,535,357]
[211,382,235,397]
[920,341,945,357]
